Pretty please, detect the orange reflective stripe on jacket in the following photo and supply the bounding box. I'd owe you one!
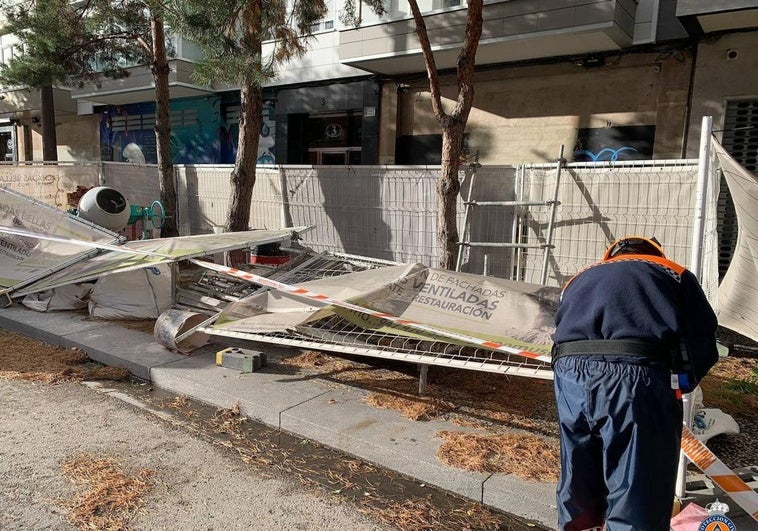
[562,253,687,295]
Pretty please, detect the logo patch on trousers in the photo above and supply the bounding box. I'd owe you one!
[698,514,737,531]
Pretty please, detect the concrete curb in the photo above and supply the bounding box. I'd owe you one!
[0,303,558,527]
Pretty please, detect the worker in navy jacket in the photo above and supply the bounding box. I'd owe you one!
[551,236,718,530]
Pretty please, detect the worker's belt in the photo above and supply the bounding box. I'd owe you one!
[552,339,672,367]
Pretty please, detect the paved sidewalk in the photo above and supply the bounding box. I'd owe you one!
[0,304,558,528]
[7,304,755,529]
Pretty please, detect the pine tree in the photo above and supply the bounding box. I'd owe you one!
[166,0,327,234]
[352,0,483,270]
[0,0,179,236]
[87,0,180,237]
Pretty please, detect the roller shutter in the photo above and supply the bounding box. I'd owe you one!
[718,100,758,279]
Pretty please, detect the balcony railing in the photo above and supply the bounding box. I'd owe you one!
[340,0,638,75]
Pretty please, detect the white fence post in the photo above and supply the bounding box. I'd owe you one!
[675,115,713,501]
[689,115,713,280]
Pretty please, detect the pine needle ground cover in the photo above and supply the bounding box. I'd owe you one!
[281,347,758,480]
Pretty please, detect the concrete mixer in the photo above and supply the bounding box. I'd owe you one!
[74,186,166,238]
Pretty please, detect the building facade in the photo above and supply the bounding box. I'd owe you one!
[0,1,756,170]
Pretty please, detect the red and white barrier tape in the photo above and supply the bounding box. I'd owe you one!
[681,427,758,520]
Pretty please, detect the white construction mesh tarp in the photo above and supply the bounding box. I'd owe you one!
[207,262,559,379]
[13,228,308,296]
[2,160,718,297]
[712,140,758,342]
[519,161,704,287]
[0,186,119,294]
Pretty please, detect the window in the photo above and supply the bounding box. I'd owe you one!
[432,0,461,9]
[1,45,19,66]
[306,0,334,33]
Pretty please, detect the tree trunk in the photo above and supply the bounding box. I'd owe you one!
[438,121,464,270]
[39,85,58,161]
[226,3,263,236]
[405,0,481,270]
[226,80,263,233]
[150,13,179,237]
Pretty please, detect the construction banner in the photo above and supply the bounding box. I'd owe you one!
[0,186,118,293]
[210,261,560,358]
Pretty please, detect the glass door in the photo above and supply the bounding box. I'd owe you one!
[306,112,362,165]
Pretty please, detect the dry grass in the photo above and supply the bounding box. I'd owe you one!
[700,355,758,417]
[102,319,156,335]
[437,431,560,482]
[60,453,154,531]
[212,401,248,436]
[368,499,502,531]
[0,329,130,383]
[365,391,455,421]
[279,350,356,371]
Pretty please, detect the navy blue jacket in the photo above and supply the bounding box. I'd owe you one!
[553,254,718,383]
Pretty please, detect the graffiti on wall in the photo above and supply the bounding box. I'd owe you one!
[217,106,276,165]
[99,96,276,165]
[573,125,656,162]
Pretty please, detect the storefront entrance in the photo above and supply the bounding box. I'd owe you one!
[305,112,362,165]
[0,124,16,161]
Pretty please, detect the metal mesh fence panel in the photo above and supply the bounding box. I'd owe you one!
[101,162,160,208]
[250,167,292,230]
[101,162,162,239]
[248,164,516,269]
[275,165,442,263]
[174,165,284,235]
[0,161,100,208]
[519,160,702,287]
[175,165,234,235]
[76,160,712,290]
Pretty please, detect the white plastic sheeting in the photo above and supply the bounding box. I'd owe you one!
[21,284,93,312]
[11,228,312,297]
[0,186,119,293]
[88,265,172,320]
[712,140,758,342]
[214,263,560,358]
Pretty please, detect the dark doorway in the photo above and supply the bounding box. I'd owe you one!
[0,130,14,161]
[286,113,309,164]
[301,112,362,165]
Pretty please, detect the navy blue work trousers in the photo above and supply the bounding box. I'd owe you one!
[553,356,683,530]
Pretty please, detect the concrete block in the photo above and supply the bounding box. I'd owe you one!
[216,347,266,373]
